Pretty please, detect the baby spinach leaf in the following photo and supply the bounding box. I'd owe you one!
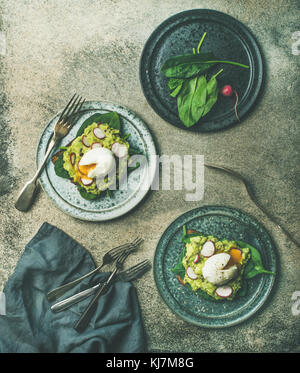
[54,153,70,179]
[168,78,184,91]
[76,111,120,136]
[161,52,217,79]
[77,185,100,200]
[170,83,184,98]
[171,245,187,279]
[177,75,207,127]
[237,240,275,279]
[105,112,121,130]
[168,78,184,97]
[201,75,219,117]
[237,279,248,297]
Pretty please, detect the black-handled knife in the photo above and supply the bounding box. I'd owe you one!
[73,251,129,333]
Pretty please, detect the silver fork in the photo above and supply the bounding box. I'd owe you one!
[46,237,143,301]
[15,94,85,212]
[74,250,131,333]
[205,162,300,247]
[50,259,151,313]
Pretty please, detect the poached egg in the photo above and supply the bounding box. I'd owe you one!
[202,253,238,285]
[78,147,115,179]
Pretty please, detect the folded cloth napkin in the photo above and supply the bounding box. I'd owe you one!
[0,222,147,353]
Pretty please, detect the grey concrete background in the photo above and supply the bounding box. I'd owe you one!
[0,0,299,352]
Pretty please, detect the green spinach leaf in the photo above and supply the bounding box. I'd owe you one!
[201,70,222,117]
[76,112,120,136]
[237,279,248,297]
[77,185,100,200]
[171,245,187,279]
[161,52,217,79]
[237,240,275,279]
[177,75,207,127]
[54,153,70,179]
[161,52,249,79]
[168,78,184,97]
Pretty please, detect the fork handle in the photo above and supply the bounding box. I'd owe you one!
[15,136,57,212]
[73,281,110,333]
[51,283,101,313]
[46,264,103,301]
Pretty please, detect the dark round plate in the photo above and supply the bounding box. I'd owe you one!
[153,206,277,328]
[140,9,264,132]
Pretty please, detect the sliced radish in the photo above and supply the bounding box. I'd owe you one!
[186,266,197,280]
[81,135,90,147]
[91,142,103,149]
[193,254,200,264]
[80,178,93,186]
[111,142,127,158]
[215,286,233,298]
[70,152,76,166]
[93,127,105,139]
[201,241,216,258]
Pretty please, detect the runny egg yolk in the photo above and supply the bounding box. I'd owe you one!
[225,247,243,268]
[78,163,97,177]
[73,162,95,183]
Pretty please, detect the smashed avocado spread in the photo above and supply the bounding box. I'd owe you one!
[62,122,129,195]
[182,235,250,300]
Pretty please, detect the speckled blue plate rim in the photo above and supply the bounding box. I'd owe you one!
[153,205,277,328]
[36,101,157,221]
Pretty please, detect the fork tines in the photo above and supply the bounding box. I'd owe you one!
[124,259,151,279]
[58,94,85,125]
[109,237,143,260]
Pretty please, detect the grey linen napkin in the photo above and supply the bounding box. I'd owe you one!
[0,222,147,353]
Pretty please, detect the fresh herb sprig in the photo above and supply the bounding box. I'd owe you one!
[161,33,249,127]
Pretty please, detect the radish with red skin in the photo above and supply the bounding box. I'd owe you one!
[201,241,216,257]
[111,142,127,158]
[186,267,197,280]
[193,254,200,264]
[80,178,93,186]
[93,127,105,139]
[91,142,102,149]
[221,85,240,122]
[70,153,76,166]
[81,135,90,147]
[215,286,233,298]
[221,85,233,96]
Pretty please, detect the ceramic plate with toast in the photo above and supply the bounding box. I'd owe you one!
[36,101,157,221]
